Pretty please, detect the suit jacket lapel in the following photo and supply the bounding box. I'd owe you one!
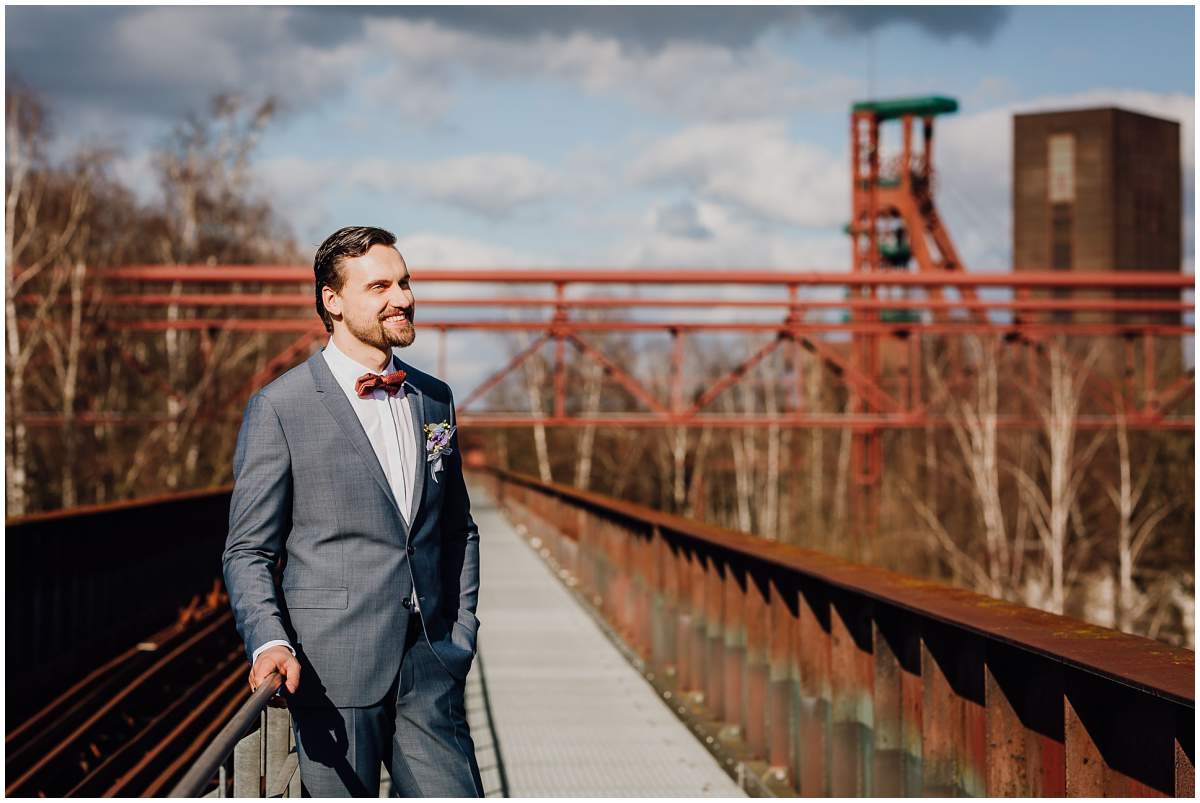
[402,361,427,527]
[307,351,408,532]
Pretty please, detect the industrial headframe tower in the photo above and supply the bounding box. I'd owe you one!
[846,96,982,544]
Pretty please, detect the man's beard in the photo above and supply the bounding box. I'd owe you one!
[347,312,416,350]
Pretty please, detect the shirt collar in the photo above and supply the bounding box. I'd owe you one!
[323,337,401,395]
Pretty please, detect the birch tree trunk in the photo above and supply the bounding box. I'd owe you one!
[1010,339,1106,615]
[730,374,756,533]
[763,355,781,540]
[1105,410,1175,632]
[941,336,1008,598]
[685,425,713,519]
[573,356,604,490]
[5,88,92,514]
[524,341,553,483]
[59,259,87,507]
[806,354,825,535]
[669,426,686,510]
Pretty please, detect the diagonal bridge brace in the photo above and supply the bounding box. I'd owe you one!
[458,332,553,413]
[565,332,670,415]
[792,331,905,414]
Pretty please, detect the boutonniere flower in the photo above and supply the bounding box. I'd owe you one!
[423,421,455,483]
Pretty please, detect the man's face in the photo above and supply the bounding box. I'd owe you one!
[324,244,416,350]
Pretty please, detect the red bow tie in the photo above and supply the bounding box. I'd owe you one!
[355,369,407,398]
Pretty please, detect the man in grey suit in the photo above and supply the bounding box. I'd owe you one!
[222,225,484,797]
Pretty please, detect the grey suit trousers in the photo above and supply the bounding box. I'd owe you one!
[289,612,484,798]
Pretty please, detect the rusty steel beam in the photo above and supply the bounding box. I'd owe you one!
[93,265,1194,289]
[566,332,670,415]
[79,293,1194,314]
[480,465,1194,798]
[100,317,1195,337]
[457,331,552,412]
[687,336,787,415]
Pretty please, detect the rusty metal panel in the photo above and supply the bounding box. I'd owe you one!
[796,580,832,796]
[1176,705,1194,797]
[704,556,726,715]
[1065,665,1177,796]
[578,513,596,599]
[743,569,771,757]
[873,603,922,795]
[921,620,987,796]
[687,548,708,696]
[984,642,1065,796]
[722,562,747,726]
[767,576,797,774]
[631,532,649,657]
[653,533,678,673]
[675,544,698,692]
[830,588,874,796]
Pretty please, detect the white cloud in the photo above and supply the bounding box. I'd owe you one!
[630,119,848,228]
[396,232,549,268]
[253,157,344,245]
[611,198,847,269]
[364,19,858,123]
[111,7,364,116]
[255,152,571,232]
[357,154,568,219]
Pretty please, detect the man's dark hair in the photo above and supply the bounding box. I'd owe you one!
[313,226,398,333]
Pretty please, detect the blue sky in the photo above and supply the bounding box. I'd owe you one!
[7,5,1195,384]
[9,5,1190,262]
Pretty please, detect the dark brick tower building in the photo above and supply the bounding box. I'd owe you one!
[1013,107,1182,322]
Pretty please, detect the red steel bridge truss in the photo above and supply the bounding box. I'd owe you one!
[39,263,1195,541]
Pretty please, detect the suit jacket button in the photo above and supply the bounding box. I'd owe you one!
[402,597,412,609]
[406,545,415,555]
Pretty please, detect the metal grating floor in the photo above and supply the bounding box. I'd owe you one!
[458,479,745,798]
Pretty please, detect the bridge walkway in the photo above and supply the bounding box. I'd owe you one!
[381,478,744,797]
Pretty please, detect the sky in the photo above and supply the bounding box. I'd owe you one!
[6,4,1196,387]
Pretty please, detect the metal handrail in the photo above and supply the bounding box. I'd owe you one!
[480,465,1194,706]
[475,465,1194,796]
[169,672,284,797]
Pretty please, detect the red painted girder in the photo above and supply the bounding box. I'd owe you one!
[91,294,1194,313]
[94,265,1194,288]
[105,318,1194,336]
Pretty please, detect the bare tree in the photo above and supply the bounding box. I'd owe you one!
[1103,406,1177,632]
[5,84,96,515]
[512,332,553,483]
[684,425,713,519]
[1009,338,1106,614]
[573,353,604,490]
[802,349,827,536]
[153,93,281,489]
[762,350,782,540]
[923,335,1010,599]
[727,363,757,533]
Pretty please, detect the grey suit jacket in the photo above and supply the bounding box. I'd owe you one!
[222,349,480,708]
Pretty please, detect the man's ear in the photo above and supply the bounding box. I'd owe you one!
[322,285,342,318]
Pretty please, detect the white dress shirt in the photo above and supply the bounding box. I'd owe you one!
[252,337,421,664]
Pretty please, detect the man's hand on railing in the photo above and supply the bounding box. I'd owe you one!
[250,645,300,699]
